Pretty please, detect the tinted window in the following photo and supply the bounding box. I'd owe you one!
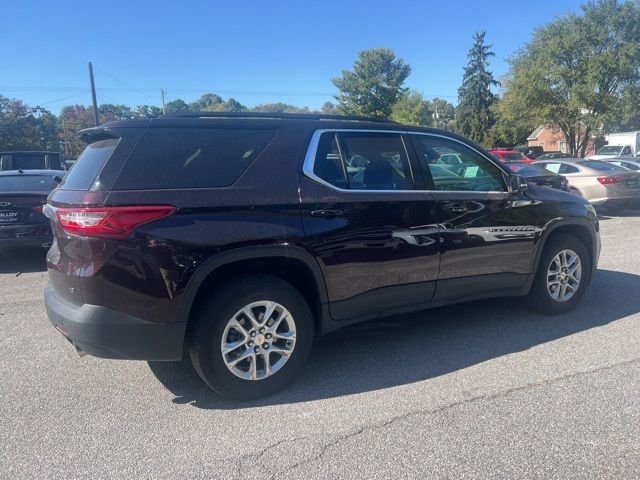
[60,139,119,190]
[506,163,552,176]
[313,133,347,188]
[580,160,626,172]
[115,128,275,190]
[410,135,505,192]
[0,175,59,192]
[339,132,412,190]
[622,146,632,155]
[13,155,46,170]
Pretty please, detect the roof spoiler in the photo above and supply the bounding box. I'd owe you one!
[77,126,120,143]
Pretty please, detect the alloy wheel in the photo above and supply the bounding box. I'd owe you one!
[220,301,297,380]
[546,249,582,302]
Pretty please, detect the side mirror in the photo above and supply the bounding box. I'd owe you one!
[508,175,528,194]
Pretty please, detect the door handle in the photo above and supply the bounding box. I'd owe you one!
[310,209,343,217]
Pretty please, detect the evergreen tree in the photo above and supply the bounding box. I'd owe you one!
[455,32,499,146]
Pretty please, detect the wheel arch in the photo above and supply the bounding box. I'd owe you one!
[531,219,597,285]
[177,246,329,335]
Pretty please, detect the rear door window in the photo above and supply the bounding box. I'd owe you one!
[60,139,120,190]
[13,155,46,170]
[114,128,275,190]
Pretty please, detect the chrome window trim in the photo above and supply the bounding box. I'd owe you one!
[302,128,509,195]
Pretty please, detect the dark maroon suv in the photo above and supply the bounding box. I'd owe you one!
[45,112,600,399]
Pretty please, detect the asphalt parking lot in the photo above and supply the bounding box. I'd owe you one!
[1,211,640,479]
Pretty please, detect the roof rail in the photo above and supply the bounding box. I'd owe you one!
[158,111,397,123]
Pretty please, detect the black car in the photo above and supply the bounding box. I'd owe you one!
[505,162,570,191]
[0,170,62,248]
[0,151,63,171]
[536,152,573,160]
[44,112,600,399]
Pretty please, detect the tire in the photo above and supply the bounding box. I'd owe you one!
[188,274,314,400]
[528,233,590,315]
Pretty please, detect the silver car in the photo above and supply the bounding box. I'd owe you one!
[532,158,640,207]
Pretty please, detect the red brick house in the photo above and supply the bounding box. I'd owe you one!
[527,125,596,157]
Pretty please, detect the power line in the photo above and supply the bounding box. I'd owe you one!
[93,66,159,100]
[39,91,88,106]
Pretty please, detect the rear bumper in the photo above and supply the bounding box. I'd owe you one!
[44,285,186,361]
[0,223,52,248]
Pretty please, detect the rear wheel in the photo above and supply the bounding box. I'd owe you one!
[188,275,314,400]
[529,233,590,314]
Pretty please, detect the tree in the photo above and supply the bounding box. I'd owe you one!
[390,90,433,126]
[133,105,163,118]
[189,93,223,111]
[0,96,59,152]
[251,103,310,113]
[320,101,339,115]
[431,98,456,130]
[498,0,640,157]
[455,31,499,146]
[332,48,411,118]
[164,99,190,113]
[58,105,95,159]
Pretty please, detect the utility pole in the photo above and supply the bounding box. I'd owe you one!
[88,62,99,126]
[161,89,166,114]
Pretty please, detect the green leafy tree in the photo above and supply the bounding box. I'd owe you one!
[390,90,433,126]
[319,101,339,115]
[431,98,456,130]
[498,0,640,157]
[164,99,190,113]
[0,96,59,151]
[251,103,310,113]
[333,48,411,118]
[455,31,499,146]
[189,93,223,111]
[133,105,163,118]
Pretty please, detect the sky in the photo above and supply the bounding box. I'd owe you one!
[0,0,584,114]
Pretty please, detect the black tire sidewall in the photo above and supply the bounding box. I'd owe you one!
[530,234,590,314]
[188,275,314,400]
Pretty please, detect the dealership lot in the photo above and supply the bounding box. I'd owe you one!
[1,212,640,479]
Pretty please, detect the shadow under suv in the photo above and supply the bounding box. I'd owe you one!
[44,112,601,399]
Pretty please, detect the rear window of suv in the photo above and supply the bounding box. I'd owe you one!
[60,139,120,190]
[114,128,275,190]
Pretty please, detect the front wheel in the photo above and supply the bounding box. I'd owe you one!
[188,275,314,400]
[528,233,590,314]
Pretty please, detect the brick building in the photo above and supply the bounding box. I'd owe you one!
[527,125,596,157]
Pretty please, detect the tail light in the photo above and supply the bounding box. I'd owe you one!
[597,176,621,185]
[55,205,176,239]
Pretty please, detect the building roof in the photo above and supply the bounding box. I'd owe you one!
[527,125,546,140]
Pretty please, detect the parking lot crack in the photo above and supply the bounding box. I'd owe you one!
[267,357,640,478]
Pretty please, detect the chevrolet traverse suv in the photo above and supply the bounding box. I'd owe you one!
[45,112,600,399]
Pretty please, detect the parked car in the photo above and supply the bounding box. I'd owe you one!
[536,152,573,160]
[0,170,62,248]
[532,158,640,208]
[604,158,640,171]
[590,144,635,160]
[504,162,570,192]
[487,148,534,164]
[0,151,63,171]
[44,112,601,399]
[514,146,544,159]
